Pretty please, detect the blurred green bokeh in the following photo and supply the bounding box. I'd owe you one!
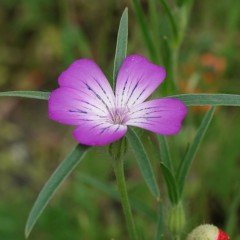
[0,0,239,239]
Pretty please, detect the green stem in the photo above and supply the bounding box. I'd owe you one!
[113,158,138,240]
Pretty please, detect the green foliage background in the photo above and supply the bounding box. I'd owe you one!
[0,0,239,239]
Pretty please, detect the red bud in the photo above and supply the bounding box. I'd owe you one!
[218,229,230,240]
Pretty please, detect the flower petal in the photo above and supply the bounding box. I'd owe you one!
[115,54,166,108]
[58,59,115,110]
[73,122,127,146]
[49,87,109,125]
[126,98,187,135]
[49,59,116,125]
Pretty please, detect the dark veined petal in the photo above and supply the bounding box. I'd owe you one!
[115,54,166,108]
[49,59,116,126]
[48,87,109,125]
[126,98,187,135]
[73,122,127,146]
[49,86,127,146]
[58,59,115,110]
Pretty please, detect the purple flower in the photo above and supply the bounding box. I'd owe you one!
[48,55,187,146]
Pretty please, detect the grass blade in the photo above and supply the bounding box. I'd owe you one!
[0,91,50,100]
[25,144,89,238]
[161,163,179,204]
[177,107,215,195]
[132,0,160,63]
[113,8,128,88]
[127,128,160,199]
[77,173,156,221]
[170,93,240,106]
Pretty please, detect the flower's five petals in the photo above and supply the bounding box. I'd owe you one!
[73,122,127,146]
[127,98,187,135]
[58,59,115,109]
[48,55,187,146]
[115,54,166,108]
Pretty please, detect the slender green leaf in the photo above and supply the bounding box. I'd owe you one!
[2,91,240,108]
[0,91,50,100]
[132,0,160,63]
[158,0,178,41]
[113,8,128,88]
[25,145,89,238]
[170,93,240,106]
[161,163,179,204]
[157,135,172,170]
[177,107,215,195]
[143,133,160,164]
[127,128,160,199]
[77,173,156,221]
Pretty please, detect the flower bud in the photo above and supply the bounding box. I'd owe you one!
[168,202,186,235]
[187,224,230,240]
[109,137,127,160]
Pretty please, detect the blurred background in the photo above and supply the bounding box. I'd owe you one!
[0,0,239,239]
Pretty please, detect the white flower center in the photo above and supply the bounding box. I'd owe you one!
[108,107,130,125]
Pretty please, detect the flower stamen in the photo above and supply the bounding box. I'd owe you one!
[108,107,130,125]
